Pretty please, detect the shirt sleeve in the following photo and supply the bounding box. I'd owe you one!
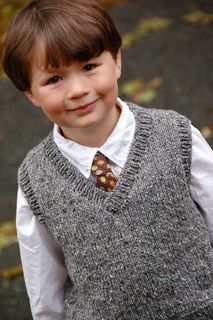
[16,187,68,320]
[190,125,213,245]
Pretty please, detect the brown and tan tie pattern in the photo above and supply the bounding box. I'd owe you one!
[91,151,117,192]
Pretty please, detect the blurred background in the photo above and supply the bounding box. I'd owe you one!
[0,0,213,318]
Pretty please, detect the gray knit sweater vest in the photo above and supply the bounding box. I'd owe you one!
[18,103,213,319]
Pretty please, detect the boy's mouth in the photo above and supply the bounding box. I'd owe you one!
[74,98,99,110]
[69,98,99,115]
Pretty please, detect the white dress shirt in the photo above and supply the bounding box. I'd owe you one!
[16,99,213,319]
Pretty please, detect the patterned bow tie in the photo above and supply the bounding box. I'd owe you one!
[91,151,117,192]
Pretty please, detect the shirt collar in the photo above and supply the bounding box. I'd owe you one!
[53,98,136,178]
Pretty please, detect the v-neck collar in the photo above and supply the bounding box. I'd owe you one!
[44,103,153,212]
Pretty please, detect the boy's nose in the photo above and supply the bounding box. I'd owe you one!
[66,76,89,99]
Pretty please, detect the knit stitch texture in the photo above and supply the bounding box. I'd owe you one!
[18,103,213,319]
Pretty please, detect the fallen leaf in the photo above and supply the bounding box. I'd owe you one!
[138,17,172,35]
[120,77,162,104]
[182,10,213,25]
[0,265,23,279]
[122,17,172,49]
[134,90,157,104]
[200,125,213,139]
[0,220,17,251]
[0,1,29,76]
[1,265,23,288]
[122,33,138,49]
[120,79,144,96]
[147,77,162,89]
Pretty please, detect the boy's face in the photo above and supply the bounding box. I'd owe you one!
[26,49,121,143]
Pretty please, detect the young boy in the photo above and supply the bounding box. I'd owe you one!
[2,0,213,319]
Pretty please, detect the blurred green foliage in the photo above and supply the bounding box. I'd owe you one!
[0,0,29,74]
[0,0,29,41]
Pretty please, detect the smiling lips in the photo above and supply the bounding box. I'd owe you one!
[70,98,99,115]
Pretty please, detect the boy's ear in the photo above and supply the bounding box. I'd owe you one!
[115,50,122,80]
[24,91,40,108]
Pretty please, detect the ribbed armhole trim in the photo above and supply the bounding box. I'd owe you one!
[176,114,192,184]
[18,143,49,224]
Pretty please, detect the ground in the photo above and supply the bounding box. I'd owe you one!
[0,0,213,319]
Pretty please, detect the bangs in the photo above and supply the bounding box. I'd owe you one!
[36,1,121,69]
[41,27,106,69]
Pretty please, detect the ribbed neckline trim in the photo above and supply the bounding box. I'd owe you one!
[44,103,153,213]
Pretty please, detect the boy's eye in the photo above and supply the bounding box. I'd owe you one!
[82,64,96,72]
[47,76,62,85]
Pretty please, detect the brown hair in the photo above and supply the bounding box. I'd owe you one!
[1,0,122,91]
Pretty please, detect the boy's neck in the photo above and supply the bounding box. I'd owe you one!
[60,105,121,148]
